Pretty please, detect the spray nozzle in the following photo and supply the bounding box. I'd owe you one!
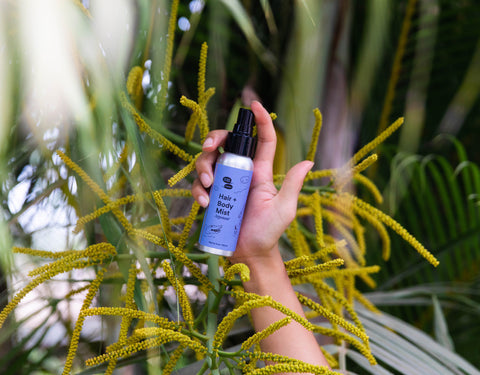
[225,108,257,158]
[234,108,255,135]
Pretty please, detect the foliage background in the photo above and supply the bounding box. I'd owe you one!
[1,0,480,374]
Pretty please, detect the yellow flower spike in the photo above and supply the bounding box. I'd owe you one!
[161,260,195,328]
[180,96,210,142]
[241,317,291,351]
[311,191,325,247]
[292,266,380,289]
[355,207,391,260]
[185,112,200,143]
[198,42,208,101]
[312,280,366,332]
[224,263,251,282]
[325,220,363,266]
[287,259,345,278]
[167,243,213,292]
[76,189,193,231]
[306,108,323,162]
[270,112,278,121]
[334,274,345,320]
[335,154,378,192]
[321,347,339,369]
[13,247,75,259]
[296,206,313,217]
[0,264,72,329]
[162,345,185,375]
[273,174,286,185]
[353,173,383,204]
[178,201,200,250]
[86,334,206,367]
[352,153,378,175]
[126,66,144,108]
[198,101,213,143]
[120,93,194,162]
[63,268,107,375]
[130,229,212,291]
[103,144,130,183]
[249,362,335,375]
[152,191,172,239]
[377,0,417,134]
[353,289,381,314]
[346,274,355,305]
[310,240,347,262]
[285,219,311,258]
[350,194,439,266]
[168,152,201,187]
[312,325,376,365]
[81,307,178,331]
[169,216,188,226]
[322,208,353,230]
[296,293,369,345]
[352,117,404,166]
[116,263,138,349]
[284,255,313,271]
[304,169,335,182]
[0,244,116,330]
[64,284,91,299]
[186,36,215,141]
[319,195,355,222]
[56,150,134,232]
[353,218,367,258]
[130,228,169,248]
[325,265,380,278]
[244,352,337,375]
[157,0,179,114]
[214,296,276,348]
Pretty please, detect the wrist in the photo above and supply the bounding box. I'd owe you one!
[235,245,289,295]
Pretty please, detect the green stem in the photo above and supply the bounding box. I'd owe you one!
[196,360,209,375]
[114,252,210,261]
[206,255,222,374]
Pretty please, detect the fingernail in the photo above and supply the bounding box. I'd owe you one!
[198,195,209,208]
[203,138,213,149]
[200,172,212,187]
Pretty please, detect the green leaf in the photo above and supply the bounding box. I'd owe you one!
[357,306,480,375]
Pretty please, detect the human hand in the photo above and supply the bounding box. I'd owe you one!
[192,101,313,266]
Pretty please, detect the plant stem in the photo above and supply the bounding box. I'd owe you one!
[206,255,221,374]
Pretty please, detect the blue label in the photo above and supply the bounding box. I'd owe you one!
[199,163,253,253]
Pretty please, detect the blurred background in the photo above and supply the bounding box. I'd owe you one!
[1,0,479,373]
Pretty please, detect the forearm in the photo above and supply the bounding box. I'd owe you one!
[241,245,330,369]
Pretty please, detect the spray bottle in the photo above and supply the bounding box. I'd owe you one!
[198,108,256,256]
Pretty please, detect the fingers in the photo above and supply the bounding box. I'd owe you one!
[193,129,228,208]
[192,178,209,207]
[276,160,314,221]
[195,129,228,186]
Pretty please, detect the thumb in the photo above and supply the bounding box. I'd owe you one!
[276,160,314,218]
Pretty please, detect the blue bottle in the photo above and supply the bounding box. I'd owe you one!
[198,108,256,256]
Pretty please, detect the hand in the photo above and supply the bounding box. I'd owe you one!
[192,101,313,266]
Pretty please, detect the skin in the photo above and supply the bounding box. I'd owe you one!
[192,101,330,371]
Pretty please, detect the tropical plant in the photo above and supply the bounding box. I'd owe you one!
[1,0,479,374]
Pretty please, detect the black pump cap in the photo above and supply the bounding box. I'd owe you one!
[225,108,257,158]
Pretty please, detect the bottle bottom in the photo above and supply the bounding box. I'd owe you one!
[198,244,234,257]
